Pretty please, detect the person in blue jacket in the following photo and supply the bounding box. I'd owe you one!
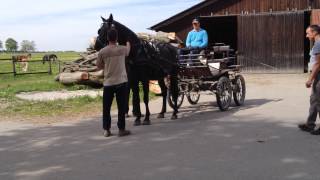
[186,18,208,48]
[179,18,208,66]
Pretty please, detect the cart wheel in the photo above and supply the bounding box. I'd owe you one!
[168,90,184,109]
[216,76,232,111]
[233,75,246,106]
[187,91,200,105]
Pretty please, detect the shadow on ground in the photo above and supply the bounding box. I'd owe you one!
[1,98,320,180]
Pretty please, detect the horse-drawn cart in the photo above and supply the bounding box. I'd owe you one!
[168,43,246,111]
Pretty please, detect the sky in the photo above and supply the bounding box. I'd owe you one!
[0,0,202,51]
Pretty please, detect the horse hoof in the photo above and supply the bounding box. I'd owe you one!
[171,115,178,120]
[134,120,141,126]
[157,114,165,119]
[142,120,151,126]
[133,113,144,118]
[125,114,130,118]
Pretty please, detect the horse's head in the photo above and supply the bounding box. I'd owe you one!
[94,14,139,51]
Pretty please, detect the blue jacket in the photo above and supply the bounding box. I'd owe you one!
[186,28,208,48]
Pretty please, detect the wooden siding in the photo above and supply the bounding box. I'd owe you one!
[211,0,310,15]
[311,9,320,23]
[160,0,316,40]
[237,11,306,73]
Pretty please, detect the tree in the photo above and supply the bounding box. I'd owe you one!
[0,40,3,50]
[20,40,36,52]
[5,38,18,51]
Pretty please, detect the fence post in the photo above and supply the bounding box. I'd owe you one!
[58,60,61,73]
[12,58,16,76]
[49,59,52,75]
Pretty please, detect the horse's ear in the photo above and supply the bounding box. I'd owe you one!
[101,16,107,22]
[108,14,113,23]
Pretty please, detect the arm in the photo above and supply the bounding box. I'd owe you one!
[96,52,104,70]
[307,54,320,88]
[186,32,191,48]
[199,30,208,48]
[125,41,131,57]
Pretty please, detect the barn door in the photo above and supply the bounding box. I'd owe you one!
[238,12,305,73]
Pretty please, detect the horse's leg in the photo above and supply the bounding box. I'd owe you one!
[125,85,130,118]
[128,67,140,117]
[25,62,28,72]
[157,78,167,119]
[22,62,27,72]
[142,79,151,125]
[170,74,179,120]
[132,78,142,126]
[125,64,131,117]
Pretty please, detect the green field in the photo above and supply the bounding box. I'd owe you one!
[0,52,156,123]
[0,52,102,122]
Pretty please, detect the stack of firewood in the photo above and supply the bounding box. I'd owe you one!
[137,32,183,44]
[55,50,104,86]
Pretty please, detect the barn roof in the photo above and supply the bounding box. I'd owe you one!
[149,0,221,31]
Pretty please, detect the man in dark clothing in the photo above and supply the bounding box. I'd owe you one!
[97,28,131,137]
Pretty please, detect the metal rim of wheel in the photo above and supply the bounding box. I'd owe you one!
[168,90,184,109]
[187,91,200,105]
[233,75,246,106]
[216,76,232,111]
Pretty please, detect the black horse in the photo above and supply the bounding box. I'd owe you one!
[42,54,58,64]
[94,14,179,122]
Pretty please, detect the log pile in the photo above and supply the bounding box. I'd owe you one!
[137,32,183,45]
[55,50,104,86]
[56,32,181,87]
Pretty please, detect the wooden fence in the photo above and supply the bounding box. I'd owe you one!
[0,58,66,76]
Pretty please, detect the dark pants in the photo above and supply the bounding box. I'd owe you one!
[103,82,128,130]
[307,74,320,126]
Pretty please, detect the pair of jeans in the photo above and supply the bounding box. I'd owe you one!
[103,82,128,130]
[307,73,320,126]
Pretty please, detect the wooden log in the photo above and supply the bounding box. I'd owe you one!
[58,72,88,84]
[89,70,103,77]
[88,70,104,84]
[79,67,98,72]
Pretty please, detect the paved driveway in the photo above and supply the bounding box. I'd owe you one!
[1,74,320,180]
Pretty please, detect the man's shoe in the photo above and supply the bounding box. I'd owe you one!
[103,130,112,137]
[142,120,151,125]
[118,130,131,137]
[298,124,315,132]
[134,120,141,126]
[311,128,320,135]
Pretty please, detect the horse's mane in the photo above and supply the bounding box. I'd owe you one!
[111,20,140,46]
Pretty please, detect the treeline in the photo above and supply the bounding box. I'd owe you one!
[0,38,36,52]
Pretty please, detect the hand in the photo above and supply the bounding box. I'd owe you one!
[306,79,313,88]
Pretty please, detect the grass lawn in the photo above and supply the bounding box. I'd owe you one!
[0,52,156,123]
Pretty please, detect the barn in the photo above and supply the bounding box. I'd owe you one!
[150,0,320,73]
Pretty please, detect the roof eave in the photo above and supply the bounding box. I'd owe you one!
[149,0,220,31]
